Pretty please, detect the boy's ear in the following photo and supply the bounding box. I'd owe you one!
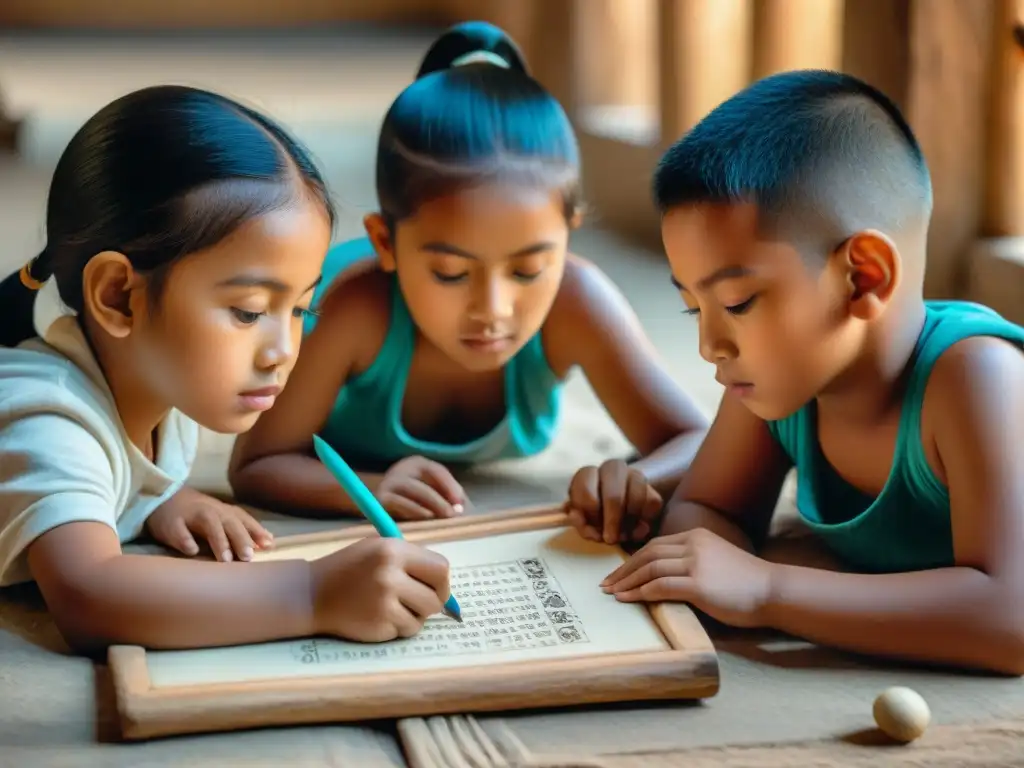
[833,229,900,321]
[81,250,143,339]
[363,213,396,272]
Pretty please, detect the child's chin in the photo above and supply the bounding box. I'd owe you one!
[199,410,263,435]
[744,397,804,422]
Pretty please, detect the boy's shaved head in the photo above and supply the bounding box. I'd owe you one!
[653,70,932,258]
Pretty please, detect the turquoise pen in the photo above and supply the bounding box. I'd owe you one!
[311,434,463,623]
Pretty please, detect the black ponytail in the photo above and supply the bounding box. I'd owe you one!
[0,250,51,347]
[0,84,335,348]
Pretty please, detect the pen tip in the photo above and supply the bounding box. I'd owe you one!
[444,607,463,623]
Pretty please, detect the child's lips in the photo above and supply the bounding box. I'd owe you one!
[461,335,515,353]
[716,373,754,395]
[238,385,281,411]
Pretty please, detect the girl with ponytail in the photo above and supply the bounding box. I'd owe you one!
[230,22,710,547]
[0,86,455,653]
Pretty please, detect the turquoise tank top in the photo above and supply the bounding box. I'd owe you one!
[767,300,1024,574]
[304,237,564,465]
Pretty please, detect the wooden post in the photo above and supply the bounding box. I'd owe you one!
[523,0,576,116]
[576,0,656,110]
[657,0,753,146]
[984,0,1024,236]
[0,88,18,152]
[752,0,845,80]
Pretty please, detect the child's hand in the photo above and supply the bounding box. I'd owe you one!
[600,528,773,628]
[311,537,451,642]
[145,486,274,562]
[376,456,466,520]
[565,459,663,545]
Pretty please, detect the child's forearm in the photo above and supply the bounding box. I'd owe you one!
[49,555,317,654]
[764,563,1024,675]
[658,501,756,552]
[629,429,706,497]
[230,453,380,517]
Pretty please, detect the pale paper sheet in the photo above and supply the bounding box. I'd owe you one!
[145,527,669,688]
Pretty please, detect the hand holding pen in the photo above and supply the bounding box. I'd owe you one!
[313,435,464,623]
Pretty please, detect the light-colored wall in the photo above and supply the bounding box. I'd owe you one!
[0,0,476,26]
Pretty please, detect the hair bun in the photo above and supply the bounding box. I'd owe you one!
[416,21,528,79]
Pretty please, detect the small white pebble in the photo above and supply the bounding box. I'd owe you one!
[873,686,931,743]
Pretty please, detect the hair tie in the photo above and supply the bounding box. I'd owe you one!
[19,261,44,291]
[450,50,510,69]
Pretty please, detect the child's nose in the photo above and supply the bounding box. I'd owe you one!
[469,278,514,322]
[698,315,737,363]
[256,323,294,370]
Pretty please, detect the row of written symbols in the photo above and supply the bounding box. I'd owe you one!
[294,631,563,664]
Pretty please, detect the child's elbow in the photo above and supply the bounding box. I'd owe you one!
[990,632,1024,677]
[45,590,115,659]
[978,603,1024,677]
[60,625,112,659]
[984,648,1024,677]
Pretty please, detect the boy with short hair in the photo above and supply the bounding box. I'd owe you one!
[598,70,1024,675]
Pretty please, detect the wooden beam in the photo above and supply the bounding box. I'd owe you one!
[523,0,576,115]
[983,0,1024,236]
[576,0,656,109]
[752,0,845,80]
[0,89,19,153]
[905,0,997,297]
[657,0,753,146]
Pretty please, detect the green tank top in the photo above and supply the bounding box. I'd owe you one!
[304,238,565,466]
[767,300,1024,573]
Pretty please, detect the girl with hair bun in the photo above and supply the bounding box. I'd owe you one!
[231,21,710,547]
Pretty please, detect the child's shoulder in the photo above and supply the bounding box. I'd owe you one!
[0,338,126,462]
[920,330,1024,474]
[542,255,633,371]
[0,338,96,408]
[920,302,1024,403]
[313,263,394,373]
[925,333,1024,411]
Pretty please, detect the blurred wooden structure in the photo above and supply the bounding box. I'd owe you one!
[0,93,17,151]
[523,0,1019,315]
[0,0,1021,317]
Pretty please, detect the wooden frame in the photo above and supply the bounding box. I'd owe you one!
[109,505,720,741]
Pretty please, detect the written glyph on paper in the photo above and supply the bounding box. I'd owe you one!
[146,527,669,688]
[295,555,589,668]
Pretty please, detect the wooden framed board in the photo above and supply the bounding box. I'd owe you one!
[109,505,720,740]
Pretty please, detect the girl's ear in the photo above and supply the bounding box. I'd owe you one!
[363,213,396,272]
[81,250,144,339]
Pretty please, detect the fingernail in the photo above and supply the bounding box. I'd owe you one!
[184,542,199,555]
[241,547,253,561]
[452,504,464,514]
[221,550,233,562]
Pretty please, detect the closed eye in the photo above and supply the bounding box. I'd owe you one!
[513,270,543,282]
[725,294,759,316]
[432,271,467,284]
